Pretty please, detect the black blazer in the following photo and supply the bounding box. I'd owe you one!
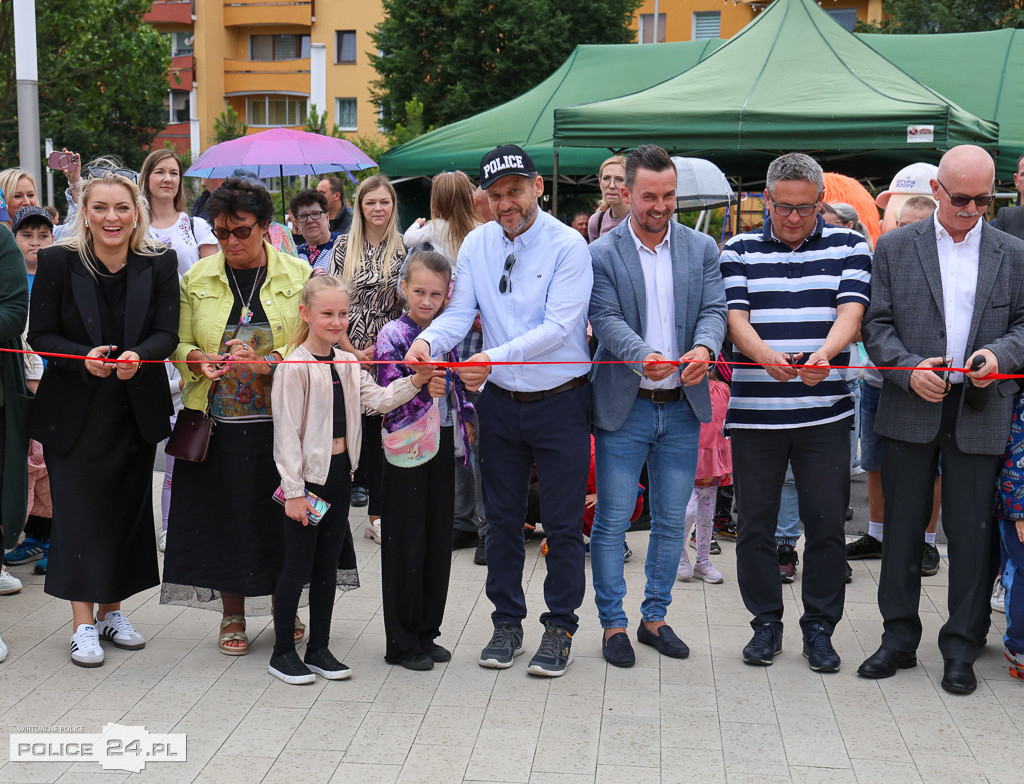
[992,205,1024,242]
[28,245,180,453]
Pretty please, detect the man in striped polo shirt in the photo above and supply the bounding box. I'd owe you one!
[721,153,871,672]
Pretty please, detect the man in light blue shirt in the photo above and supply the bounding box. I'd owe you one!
[406,145,592,677]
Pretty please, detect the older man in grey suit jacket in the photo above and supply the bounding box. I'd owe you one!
[588,145,727,667]
[860,144,1024,694]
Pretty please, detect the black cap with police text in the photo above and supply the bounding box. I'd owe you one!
[479,145,536,190]
[12,205,53,233]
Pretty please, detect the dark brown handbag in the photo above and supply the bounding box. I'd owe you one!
[165,383,217,463]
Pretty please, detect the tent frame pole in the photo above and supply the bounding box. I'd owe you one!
[552,149,559,216]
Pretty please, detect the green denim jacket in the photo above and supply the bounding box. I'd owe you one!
[172,243,310,412]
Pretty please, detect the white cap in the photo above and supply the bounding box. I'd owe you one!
[876,162,939,208]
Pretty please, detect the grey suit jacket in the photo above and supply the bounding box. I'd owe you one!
[992,205,1024,242]
[589,218,727,431]
[862,215,1024,454]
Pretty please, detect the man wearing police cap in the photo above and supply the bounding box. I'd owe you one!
[405,145,593,677]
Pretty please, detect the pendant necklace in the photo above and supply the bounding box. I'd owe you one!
[228,264,263,326]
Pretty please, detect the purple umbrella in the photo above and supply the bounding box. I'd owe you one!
[185,128,376,180]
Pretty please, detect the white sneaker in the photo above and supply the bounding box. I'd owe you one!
[364,519,382,544]
[694,560,724,584]
[158,531,167,553]
[0,567,23,595]
[70,624,104,667]
[0,632,8,662]
[992,578,1006,614]
[677,554,693,581]
[96,611,146,650]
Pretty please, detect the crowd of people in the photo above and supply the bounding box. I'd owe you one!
[1,138,1023,696]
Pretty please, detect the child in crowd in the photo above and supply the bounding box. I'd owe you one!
[678,365,732,584]
[375,250,474,670]
[269,275,438,685]
[996,392,1024,680]
[5,206,56,579]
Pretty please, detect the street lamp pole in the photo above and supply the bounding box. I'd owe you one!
[14,0,42,188]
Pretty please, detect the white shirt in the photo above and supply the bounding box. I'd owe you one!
[628,219,679,390]
[935,217,982,383]
[149,212,217,276]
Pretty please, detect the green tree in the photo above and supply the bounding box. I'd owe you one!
[211,106,248,145]
[0,0,169,170]
[370,0,641,131]
[856,0,1024,33]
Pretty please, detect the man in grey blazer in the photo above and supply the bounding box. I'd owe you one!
[991,152,1024,241]
[588,144,727,667]
[860,144,1024,694]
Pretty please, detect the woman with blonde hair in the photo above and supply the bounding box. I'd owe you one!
[402,171,481,266]
[2,150,82,238]
[587,155,628,242]
[27,161,180,667]
[326,174,406,542]
[140,149,218,275]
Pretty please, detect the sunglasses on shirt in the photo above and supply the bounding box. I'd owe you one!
[498,253,516,294]
[936,180,993,208]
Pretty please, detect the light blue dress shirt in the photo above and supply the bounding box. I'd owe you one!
[419,210,593,392]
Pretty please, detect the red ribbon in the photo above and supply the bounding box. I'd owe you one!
[6,346,1019,379]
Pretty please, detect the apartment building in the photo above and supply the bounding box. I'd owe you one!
[145,0,385,156]
[633,0,884,42]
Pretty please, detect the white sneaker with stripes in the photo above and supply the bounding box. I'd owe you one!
[96,611,146,650]
[70,624,104,667]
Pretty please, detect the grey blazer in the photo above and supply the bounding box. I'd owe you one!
[589,218,727,431]
[992,205,1024,242]
[862,215,1024,455]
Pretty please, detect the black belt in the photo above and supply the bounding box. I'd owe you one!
[493,376,587,403]
[637,387,681,403]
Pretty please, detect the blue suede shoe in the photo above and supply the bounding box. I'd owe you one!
[636,622,689,659]
[602,632,635,668]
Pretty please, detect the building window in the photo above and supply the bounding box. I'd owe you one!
[638,13,666,44]
[250,34,310,61]
[169,31,194,57]
[247,95,308,127]
[168,90,190,124]
[336,30,357,63]
[335,98,357,131]
[693,11,721,40]
[825,8,858,31]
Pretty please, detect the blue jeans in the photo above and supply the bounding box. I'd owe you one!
[592,397,700,629]
[777,465,800,543]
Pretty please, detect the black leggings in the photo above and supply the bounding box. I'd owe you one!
[273,451,352,656]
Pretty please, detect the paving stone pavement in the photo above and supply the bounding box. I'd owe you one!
[0,474,1020,783]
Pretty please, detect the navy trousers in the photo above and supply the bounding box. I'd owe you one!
[476,382,591,634]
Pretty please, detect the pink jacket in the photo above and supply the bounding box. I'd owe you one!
[695,380,732,482]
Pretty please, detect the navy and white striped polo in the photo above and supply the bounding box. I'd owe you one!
[721,215,871,429]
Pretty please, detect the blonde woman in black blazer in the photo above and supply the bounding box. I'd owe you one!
[28,163,179,668]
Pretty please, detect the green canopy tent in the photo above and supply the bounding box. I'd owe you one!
[378,39,723,182]
[863,28,1024,181]
[552,0,999,183]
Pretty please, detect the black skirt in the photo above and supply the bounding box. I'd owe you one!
[44,378,160,604]
[161,419,285,613]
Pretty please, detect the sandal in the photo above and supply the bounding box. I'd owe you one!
[294,616,306,645]
[219,614,248,656]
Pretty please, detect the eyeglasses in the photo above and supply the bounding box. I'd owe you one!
[600,175,626,186]
[295,210,326,223]
[212,221,260,240]
[936,180,993,208]
[498,253,516,294]
[769,196,820,217]
[87,166,138,183]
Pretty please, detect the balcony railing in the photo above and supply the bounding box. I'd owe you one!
[223,0,312,27]
[168,55,195,90]
[223,57,310,95]
[145,0,192,25]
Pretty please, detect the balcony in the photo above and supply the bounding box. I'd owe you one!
[145,0,193,25]
[153,123,192,155]
[223,0,311,28]
[168,55,195,90]
[223,58,310,95]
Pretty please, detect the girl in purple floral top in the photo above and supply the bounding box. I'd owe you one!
[375,251,475,670]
